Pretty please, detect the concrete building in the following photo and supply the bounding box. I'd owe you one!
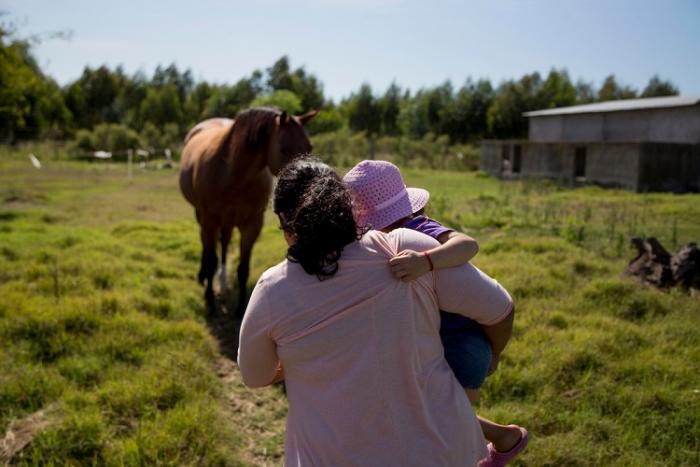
[480,96,700,192]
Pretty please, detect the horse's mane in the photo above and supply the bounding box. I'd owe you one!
[227,107,282,151]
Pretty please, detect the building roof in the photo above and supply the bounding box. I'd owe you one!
[523,95,700,118]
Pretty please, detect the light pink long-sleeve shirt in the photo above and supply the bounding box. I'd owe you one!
[238,229,513,466]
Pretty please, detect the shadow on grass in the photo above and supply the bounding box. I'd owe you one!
[203,288,247,362]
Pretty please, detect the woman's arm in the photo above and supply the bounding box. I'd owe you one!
[237,281,282,388]
[435,263,515,366]
[482,306,514,374]
[389,231,479,281]
[394,228,515,367]
[482,307,513,355]
[393,229,512,325]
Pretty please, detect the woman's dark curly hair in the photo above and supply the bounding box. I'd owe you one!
[273,156,363,279]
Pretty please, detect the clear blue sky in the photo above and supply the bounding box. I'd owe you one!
[3,0,700,101]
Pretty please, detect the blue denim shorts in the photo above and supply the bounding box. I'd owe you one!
[439,311,492,390]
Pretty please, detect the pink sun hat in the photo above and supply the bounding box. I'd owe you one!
[343,160,429,230]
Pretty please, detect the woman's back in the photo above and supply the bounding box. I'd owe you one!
[239,229,512,466]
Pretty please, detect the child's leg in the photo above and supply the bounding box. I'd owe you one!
[441,315,526,454]
[479,418,522,453]
[464,388,521,452]
[464,388,520,452]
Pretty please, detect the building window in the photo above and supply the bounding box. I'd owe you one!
[512,145,522,173]
[574,147,587,179]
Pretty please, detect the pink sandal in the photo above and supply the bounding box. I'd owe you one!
[480,426,529,467]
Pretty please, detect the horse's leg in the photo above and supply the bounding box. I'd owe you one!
[196,210,208,285]
[219,226,233,295]
[236,213,264,316]
[199,221,219,308]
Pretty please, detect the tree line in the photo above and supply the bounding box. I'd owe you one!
[1,25,680,150]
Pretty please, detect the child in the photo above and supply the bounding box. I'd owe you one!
[344,160,528,466]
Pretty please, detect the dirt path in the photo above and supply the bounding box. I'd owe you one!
[206,294,287,466]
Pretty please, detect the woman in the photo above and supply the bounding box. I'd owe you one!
[238,157,514,466]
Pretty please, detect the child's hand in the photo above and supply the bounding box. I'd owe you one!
[389,249,432,281]
[271,363,285,384]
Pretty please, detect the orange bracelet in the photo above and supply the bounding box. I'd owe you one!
[423,251,434,271]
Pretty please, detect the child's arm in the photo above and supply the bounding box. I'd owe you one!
[389,231,479,281]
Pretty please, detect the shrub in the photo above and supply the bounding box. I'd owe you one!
[72,129,95,152]
[311,130,480,171]
[140,122,162,149]
[306,107,344,135]
[92,124,144,152]
[68,124,144,154]
[161,122,182,149]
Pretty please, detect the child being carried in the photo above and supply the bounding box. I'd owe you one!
[344,160,529,467]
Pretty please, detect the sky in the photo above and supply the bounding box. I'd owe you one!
[3,0,700,101]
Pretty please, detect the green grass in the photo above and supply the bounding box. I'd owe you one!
[406,172,700,466]
[0,156,260,465]
[1,150,699,465]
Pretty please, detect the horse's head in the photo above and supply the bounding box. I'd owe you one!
[269,110,317,175]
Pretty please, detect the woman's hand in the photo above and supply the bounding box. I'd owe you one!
[389,249,432,281]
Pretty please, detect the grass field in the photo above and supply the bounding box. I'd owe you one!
[1,149,699,466]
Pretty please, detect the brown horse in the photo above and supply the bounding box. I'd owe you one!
[179,107,317,313]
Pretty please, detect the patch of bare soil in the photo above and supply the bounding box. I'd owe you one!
[1,407,56,466]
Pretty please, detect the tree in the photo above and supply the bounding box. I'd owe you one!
[598,75,637,101]
[32,79,72,139]
[290,67,324,110]
[575,80,596,104]
[0,25,70,141]
[437,78,494,143]
[6,28,690,150]
[467,79,494,139]
[346,84,380,135]
[65,66,123,128]
[536,69,576,109]
[139,84,183,129]
[152,63,193,104]
[379,82,402,136]
[266,56,324,110]
[425,82,453,136]
[252,89,303,114]
[267,56,294,92]
[487,73,542,139]
[641,75,679,97]
[117,70,147,129]
[487,81,524,138]
[0,35,38,140]
[398,92,429,139]
[202,75,261,118]
[183,81,214,127]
